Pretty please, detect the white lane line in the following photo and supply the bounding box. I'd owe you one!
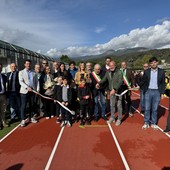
[131,105,170,138]
[45,126,65,170]
[107,122,130,170]
[132,91,169,110]
[0,124,20,143]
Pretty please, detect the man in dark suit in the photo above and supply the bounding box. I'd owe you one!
[90,64,107,121]
[120,61,136,117]
[0,63,8,129]
[141,57,165,130]
[101,57,112,114]
[7,63,20,121]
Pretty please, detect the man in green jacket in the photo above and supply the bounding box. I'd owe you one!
[96,61,123,126]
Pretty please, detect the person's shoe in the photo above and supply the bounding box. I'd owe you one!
[80,121,84,126]
[56,118,60,124]
[163,128,170,133]
[2,122,8,127]
[67,121,72,127]
[46,117,50,119]
[51,115,54,118]
[129,112,134,117]
[151,124,158,130]
[85,120,91,125]
[60,121,66,127]
[142,123,149,129]
[20,120,26,127]
[108,117,115,124]
[94,117,98,122]
[31,118,38,123]
[102,116,108,121]
[115,120,121,126]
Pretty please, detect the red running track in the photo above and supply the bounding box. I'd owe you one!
[0,91,170,170]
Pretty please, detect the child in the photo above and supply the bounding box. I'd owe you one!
[77,78,91,125]
[59,77,72,127]
[53,76,63,123]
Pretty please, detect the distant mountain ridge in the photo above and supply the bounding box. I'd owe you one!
[72,47,150,60]
[72,47,170,63]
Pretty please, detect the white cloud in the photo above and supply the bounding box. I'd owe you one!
[1,1,170,59]
[0,0,89,53]
[47,20,170,58]
[156,17,170,24]
[95,26,106,34]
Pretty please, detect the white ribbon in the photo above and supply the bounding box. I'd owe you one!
[32,90,75,115]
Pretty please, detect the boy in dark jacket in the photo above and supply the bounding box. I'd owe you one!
[55,77,72,127]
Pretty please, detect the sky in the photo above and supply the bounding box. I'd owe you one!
[0,0,170,58]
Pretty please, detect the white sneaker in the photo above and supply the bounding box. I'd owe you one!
[60,121,66,127]
[46,117,50,119]
[142,123,149,129]
[51,115,54,118]
[129,112,133,117]
[31,118,38,123]
[108,117,115,124]
[20,120,26,127]
[151,124,158,130]
[115,120,121,126]
[67,121,71,127]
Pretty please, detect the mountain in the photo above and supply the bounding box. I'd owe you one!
[72,47,170,63]
[72,47,150,61]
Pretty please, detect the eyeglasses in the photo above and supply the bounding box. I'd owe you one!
[42,63,47,64]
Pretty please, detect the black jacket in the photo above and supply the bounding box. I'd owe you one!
[78,84,91,105]
[90,70,106,97]
[53,84,62,101]
[6,71,20,92]
[141,68,165,95]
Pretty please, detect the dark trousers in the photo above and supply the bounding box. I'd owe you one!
[55,103,61,117]
[20,92,35,120]
[80,104,88,120]
[122,91,132,113]
[60,107,71,122]
[43,98,54,118]
[8,92,20,119]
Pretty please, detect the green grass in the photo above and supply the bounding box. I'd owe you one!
[0,121,20,140]
[0,107,20,140]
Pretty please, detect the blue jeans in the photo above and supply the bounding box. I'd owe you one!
[110,95,122,120]
[20,92,35,120]
[8,92,20,119]
[140,89,145,112]
[94,92,106,118]
[144,89,160,124]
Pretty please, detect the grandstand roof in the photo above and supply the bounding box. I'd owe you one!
[0,39,54,61]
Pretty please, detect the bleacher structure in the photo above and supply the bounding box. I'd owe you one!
[0,39,54,73]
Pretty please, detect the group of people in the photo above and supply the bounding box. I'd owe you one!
[0,56,170,133]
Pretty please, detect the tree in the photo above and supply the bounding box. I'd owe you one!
[60,55,71,63]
